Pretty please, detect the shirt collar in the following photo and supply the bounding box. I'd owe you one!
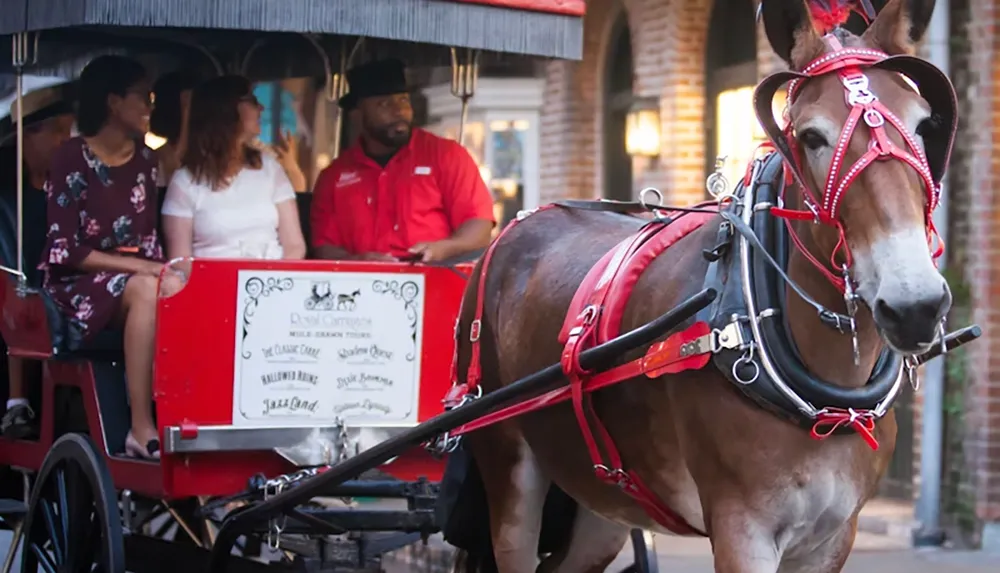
[343,127,422,169]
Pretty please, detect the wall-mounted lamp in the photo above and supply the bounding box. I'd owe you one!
[625,97,661,157]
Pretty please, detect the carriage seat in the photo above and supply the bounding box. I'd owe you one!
[0,190,122,362]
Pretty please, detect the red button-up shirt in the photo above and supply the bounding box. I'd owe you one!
[310,128,495,258]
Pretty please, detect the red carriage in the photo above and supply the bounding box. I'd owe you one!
[0,0,674,571]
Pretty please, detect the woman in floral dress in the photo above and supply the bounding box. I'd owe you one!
[40,55,164,459]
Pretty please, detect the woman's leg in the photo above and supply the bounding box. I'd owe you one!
[118,275,159,456]
[2,357,36,439]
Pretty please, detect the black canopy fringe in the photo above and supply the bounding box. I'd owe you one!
[1,0,582,60]
[0,0,26,35]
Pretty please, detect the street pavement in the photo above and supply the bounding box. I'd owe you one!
[383,529,1000,572]
[2,515,997,572]
[605,533,1000,572]
[379,497,1000,572]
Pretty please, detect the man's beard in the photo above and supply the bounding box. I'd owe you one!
[368,120,412,150]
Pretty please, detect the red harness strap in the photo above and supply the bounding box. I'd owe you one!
[445,204,562,407]
[557,210,712,536]
[448,320,713,439]
[449,206,716,537]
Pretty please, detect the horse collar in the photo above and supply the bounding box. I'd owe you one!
[698,152,906,452]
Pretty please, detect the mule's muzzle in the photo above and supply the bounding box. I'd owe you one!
[873,283,952,353]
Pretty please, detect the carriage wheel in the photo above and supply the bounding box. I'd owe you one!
[19,433,125,573]
[618,528,658,573]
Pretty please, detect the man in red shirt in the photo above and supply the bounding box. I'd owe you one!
[311,59,495,263]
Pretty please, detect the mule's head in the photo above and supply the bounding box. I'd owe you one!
[759,0,957,354]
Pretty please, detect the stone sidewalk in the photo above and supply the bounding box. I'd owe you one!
[602,535,1000,572]
[386,533,1000,572]
[381,497,1000,572]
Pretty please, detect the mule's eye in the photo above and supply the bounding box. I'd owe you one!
[798,129,828,151]
[915,116,938,139]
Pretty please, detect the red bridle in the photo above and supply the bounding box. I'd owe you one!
[763,35,944,293]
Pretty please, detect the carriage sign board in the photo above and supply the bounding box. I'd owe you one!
[232,270,425,428]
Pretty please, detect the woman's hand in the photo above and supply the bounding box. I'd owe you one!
[159,271,186,298]
[138,260,164,277]
[272,131,308,192]
[273,130,298,163]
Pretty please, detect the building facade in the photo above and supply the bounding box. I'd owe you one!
[534,0,999,548]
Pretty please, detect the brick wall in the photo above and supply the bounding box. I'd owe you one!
[951,0,1000,543]
[538,0,783,206]
[539,0,712,206]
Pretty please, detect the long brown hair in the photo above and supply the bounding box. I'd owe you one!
[182,74,261,190]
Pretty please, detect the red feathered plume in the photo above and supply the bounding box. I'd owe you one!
[807,0,877,34]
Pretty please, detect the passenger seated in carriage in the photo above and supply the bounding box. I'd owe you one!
[0,76,75,440]
[39,55,165,460]
[161,75,306,260]
[311,59,495,263]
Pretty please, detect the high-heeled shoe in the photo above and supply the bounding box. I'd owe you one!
[125,431,161,460]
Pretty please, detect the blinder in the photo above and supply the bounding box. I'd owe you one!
[753,70,809,189]
[872,55,958,186]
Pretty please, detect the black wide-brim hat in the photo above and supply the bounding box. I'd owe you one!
[338,58,410,110]
[0,75,75,147]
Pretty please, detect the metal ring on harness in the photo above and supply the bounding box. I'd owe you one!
[639,188,664,210]
[733,354,760,385]
[705,171,730,200]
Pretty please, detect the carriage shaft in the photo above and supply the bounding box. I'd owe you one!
[208,287,717,571]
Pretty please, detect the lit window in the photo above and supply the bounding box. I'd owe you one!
[715,86,756,191]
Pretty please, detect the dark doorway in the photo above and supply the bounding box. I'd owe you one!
[603,13,633,201]
[704,0,757,192]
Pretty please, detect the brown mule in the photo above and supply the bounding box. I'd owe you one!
[449,0,962,571]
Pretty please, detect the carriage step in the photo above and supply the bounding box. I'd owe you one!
[0,499,26,518]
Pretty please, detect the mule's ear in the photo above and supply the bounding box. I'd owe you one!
[862,0,938,55]
[760,0,822,68]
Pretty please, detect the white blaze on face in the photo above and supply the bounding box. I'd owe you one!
[850,226,948,345]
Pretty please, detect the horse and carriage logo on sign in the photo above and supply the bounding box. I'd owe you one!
[305,281,361,311]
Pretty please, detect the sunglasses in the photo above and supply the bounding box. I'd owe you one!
[128,89,155,107]
[239,94,262,107]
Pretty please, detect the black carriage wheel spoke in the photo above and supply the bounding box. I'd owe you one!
[56,467,76,565]
[81,509,101,566]
[64,465,98,568]
[29,541,60,573]
[21,434,125,573]
[39,499,65,566]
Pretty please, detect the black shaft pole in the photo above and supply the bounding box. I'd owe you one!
[909,324,981,367]
[209,287,716,571]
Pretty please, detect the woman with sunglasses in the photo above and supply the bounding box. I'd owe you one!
[39,55,164,459]
[161,75,306,261]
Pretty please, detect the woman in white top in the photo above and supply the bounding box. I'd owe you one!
[161,75,306,260]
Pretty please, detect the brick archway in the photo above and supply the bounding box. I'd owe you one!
[538,0,716,205]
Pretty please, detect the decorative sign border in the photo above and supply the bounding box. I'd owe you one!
[231,270,425,428]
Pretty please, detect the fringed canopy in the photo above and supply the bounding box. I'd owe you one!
[0,0,583,60]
